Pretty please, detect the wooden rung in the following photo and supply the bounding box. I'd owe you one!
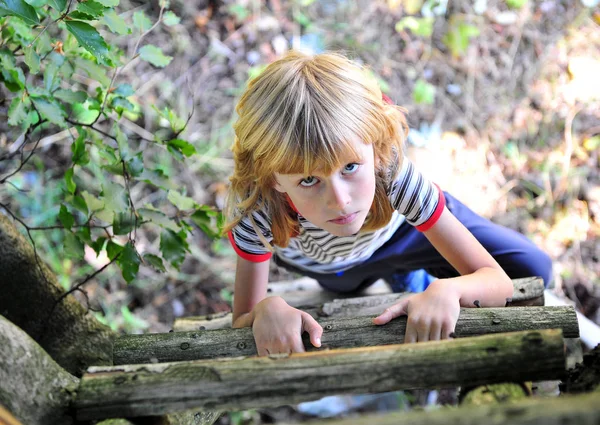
[286,391,600,425]
[75,329,565,420]
[173,277,544,332]
[117,306,577,364]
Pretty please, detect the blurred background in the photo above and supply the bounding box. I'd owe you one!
[1,0,599,420]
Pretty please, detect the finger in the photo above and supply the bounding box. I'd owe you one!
[256,346,269,356]
[373,297,410,325]
[301,312,323,348]
[290,337,306,353]
[442,324,455,340]
[417,321,430,343]
[404,317,418,344]
[429,321,443,342]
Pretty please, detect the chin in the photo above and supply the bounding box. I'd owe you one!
[324,218,367,237]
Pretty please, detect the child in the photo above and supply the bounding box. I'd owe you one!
[223,51,552,356]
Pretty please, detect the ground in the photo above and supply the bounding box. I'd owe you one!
[2,0,600,422]
[94,0,599,334]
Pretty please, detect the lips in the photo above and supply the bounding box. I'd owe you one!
[329,212,358,225]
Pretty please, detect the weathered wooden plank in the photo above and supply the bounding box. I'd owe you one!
[279,391,600,425]
[173,277,544,331]
[76,329,566,419]
[115,306,578,364]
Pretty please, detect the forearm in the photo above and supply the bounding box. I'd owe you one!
[437,266,513,308]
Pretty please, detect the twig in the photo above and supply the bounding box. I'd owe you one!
[0,122,45,184]
[555,105,582,200]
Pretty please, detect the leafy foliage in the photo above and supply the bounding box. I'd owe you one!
[0,0,222,286]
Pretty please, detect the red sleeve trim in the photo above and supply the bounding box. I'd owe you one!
[415,186,446,232]
[227,231,272,262]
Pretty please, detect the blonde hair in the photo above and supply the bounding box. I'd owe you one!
[223,51,409,249]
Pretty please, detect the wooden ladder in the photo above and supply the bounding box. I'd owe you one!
[71,277,600,424]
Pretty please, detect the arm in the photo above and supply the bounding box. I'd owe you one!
[421,206,513,307]
[374,207,513,341]
[231,255,323,353]
[231,256,270,328]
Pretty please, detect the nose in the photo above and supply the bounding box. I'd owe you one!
[327,179,351,210]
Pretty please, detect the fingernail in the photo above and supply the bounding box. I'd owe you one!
[315,338,321,346]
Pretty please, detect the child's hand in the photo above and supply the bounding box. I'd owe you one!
[251,296,323,356]
[372,280,460,343]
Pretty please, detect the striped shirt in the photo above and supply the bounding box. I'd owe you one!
[228,157,445,274]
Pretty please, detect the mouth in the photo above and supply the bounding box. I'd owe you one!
[329,212,358,225]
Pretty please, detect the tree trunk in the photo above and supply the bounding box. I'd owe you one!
[0,214,114,376]
[0,315,79,425]
[116,306,578,364]
[74,329,566,420]
[0,216,220,425]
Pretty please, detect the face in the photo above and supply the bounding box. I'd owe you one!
[274,139,376,236]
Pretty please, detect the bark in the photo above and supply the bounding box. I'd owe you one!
[279,391,600,425]
[0,315,79,425]
[74,329,566,420]
[0,214,114,376]
[173,277,545,332]
[125,306,577,363]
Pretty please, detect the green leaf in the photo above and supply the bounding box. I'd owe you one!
[191,209,219,238]
[101,181,128,215]
[65,167,76,193]
[8,95,30,126]
[72,101,100,124]
[413,79,436,105]
[126,153,144,177]
[71,194,89,215]
[111,96,134,114]
[113,83,134,97]
[82,190,104,213]
[65,20,113,67]
[113,211,135,235]
[71,131,90,165]
[167,139,196,157]
[90,236,106,255]
[47,0,66,12]
[443,22,480,58]
[76,0,107,18]
[64,231,84,259]
[143,253,165,272]
[102,9,130,35]
[54,89,87,104]
[2,68,25,91]
[139,44,172,68]
[9,15,35,40]
[138,207,179,231]
[167,189,196,210]
[160,229,189,268]
[162,10,180,26]
[95,0,118,5]
[58,204,75,229]
[0,0,39,25]
[24,46,40,73]
[76,226,92,244]
[132,10,151,32]
[395,16,434,37]
[106,240,123,260]
[76,57,111,86]
[32,97,67,127]
[117,242,140,283]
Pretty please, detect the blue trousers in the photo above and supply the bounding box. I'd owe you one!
[274,192,553,294]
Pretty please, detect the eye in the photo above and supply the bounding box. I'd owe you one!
[299,176,319,187]
[342,163,360,174]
